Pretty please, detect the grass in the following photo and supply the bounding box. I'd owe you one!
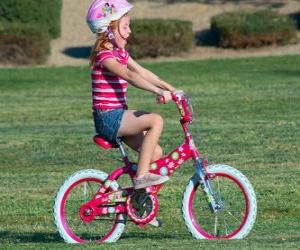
[0,55,299,249]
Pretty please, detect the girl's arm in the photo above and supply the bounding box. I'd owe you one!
[127,57,176,92]
[102,58,171,100]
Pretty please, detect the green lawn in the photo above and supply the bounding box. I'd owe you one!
[0,55,299,249]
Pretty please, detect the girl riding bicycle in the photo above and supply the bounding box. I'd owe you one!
[86,0,179,190]
[54,2,257,239]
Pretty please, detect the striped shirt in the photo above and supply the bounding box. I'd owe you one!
[91,48,129,110]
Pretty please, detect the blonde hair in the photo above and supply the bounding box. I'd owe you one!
[90,20,119,67]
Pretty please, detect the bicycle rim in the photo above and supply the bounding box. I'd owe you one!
[189,173,249,238]
[60,177,123,243]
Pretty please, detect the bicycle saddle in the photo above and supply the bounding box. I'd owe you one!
[93,135,119,149]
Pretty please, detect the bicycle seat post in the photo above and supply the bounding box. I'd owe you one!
[116,138,132,168]
[116,138,127,158]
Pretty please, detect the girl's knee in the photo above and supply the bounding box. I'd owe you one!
[151,114,164,129]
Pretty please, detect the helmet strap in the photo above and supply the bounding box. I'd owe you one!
[107,27,116,43]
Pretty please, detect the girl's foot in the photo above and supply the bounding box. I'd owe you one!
[133,173,169,189]
[148,217,163,227]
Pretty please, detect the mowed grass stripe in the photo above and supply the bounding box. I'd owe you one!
[0,55,299,248]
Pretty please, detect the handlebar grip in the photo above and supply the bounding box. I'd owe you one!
[157,95,166,104]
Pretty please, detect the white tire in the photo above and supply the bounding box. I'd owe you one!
[182,164,257,239]
[53,169,125,243]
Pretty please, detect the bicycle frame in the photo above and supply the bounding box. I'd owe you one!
[80,93,220,221]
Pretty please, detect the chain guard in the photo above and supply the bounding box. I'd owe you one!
[125,190,158,225]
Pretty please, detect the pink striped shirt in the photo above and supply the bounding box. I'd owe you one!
[91,48,129,110]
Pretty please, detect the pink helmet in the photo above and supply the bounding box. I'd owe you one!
[87,0,133,33]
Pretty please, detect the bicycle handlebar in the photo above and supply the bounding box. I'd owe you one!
[158,92,193,123]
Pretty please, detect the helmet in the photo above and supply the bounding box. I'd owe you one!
[87,0,133,33]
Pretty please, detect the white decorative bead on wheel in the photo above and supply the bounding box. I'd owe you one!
[182,164,257,239]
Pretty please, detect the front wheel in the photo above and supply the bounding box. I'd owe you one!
[53,169,126,243]
[182,164,257,239]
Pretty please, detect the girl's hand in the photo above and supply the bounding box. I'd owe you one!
[172,89,185,95]
[156,90,172,104]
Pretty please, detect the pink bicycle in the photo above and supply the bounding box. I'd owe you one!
[53,92,257,243]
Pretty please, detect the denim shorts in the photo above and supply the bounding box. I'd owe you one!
[93,108,125,143]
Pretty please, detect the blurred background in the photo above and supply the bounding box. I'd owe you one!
[0,0,299,67]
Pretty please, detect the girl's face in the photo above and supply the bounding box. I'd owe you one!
[113,15,131,49]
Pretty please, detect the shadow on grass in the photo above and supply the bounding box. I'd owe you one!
[121,231,190,240]
[259,70,300,78]
[0,231,62,243]
[0,230,191,243]
[272,70,300,77]
[63,46,91,59]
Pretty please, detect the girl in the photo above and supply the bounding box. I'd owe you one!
[87,0,178,190]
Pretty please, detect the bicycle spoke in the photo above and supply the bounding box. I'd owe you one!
[214,215,218,236]
[138,206,147,216]
[215,176,226,210]
[222,211,229,236]
[216,176,221,196]
[89,224,93,241]
[87,182,95,197]
[83,182,87,201]
[225,209,241,223]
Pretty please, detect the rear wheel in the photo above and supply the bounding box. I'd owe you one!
[53,169,125,243]
[182,164,257,239]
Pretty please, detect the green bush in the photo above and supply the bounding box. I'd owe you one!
[0,22,50,64]
[211,10,297,48]
[0,0,62,38]
[128,19,194,58]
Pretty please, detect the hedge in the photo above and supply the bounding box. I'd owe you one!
[127,19,194,58]
[0,22,50,64]
[0,0,62,38]
[211,10,297,48]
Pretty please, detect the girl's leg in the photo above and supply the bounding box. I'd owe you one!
[117,110,164,177]
[123,131,163,162]
[123,131,164,227]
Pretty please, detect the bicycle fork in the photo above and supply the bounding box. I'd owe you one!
[195,159,223,213]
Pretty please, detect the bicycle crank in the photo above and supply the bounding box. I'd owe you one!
[125,189,159,226]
